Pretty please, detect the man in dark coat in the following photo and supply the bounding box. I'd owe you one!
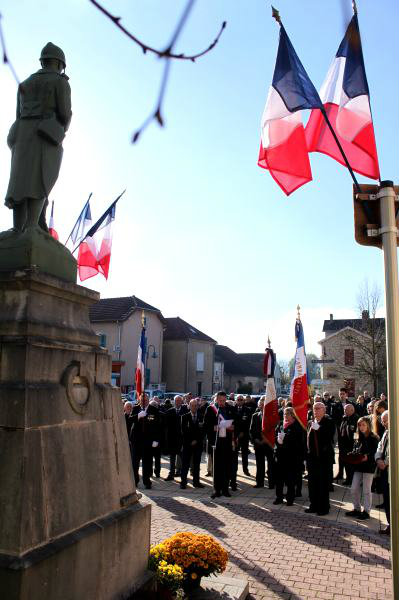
[129,393,161,489]
[180,398,205,489]
[230,395,252,489]
[305,402,335,516]
[249,398,275,489]
[336,403,358,484]
[164,395,189,481]
[204,391,236,498]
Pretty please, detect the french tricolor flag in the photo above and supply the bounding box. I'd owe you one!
[48,200,59,240]
[135,326,146,398]
[77,201,116,282]
[306,15,380,180]
[258,24,322,195]
[262,348,279,448]
[290,319,309,430]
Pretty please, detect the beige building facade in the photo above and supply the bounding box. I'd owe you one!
[318,313,387,398]
[162,318,216,395]
[89,296,164,391]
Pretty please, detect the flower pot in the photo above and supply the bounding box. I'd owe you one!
[183,575,202,592]
[156,585,176,600]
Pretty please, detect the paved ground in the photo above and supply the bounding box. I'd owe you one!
[140,452,392,599]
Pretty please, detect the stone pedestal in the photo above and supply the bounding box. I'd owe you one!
[0,268,151,599]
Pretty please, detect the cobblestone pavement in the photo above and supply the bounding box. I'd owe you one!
[140,452,392,599]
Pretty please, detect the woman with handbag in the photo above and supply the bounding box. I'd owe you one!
[345,417,379,520]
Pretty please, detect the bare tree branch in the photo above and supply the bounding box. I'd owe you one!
[0,13,19,84]
[89,0,226,61]
[129,1,226,142]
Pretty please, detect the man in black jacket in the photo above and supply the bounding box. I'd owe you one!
[305,402,335,515]
[180,398,205,489]
[164,395,189,481]
[129,393,161,489]
[230,395,252,489]
[204,391,236,498]
[249,398,275,489]
[337,403,358,484]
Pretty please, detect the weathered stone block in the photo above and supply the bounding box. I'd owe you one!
[0,269,149,599]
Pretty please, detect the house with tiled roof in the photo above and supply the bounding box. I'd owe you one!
[215,347,267,394]
[89,295,164,390]
[162,317,217,395]
[318,311,386,397]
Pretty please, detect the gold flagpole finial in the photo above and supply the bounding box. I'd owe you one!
[267,335,271,349]
[297,304,301,320]
[141,309,146,327]
[271,6,282,25]
[352,0,358,15]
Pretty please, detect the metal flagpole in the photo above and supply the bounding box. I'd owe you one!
[378,181,399,598]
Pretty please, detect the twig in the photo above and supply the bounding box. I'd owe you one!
[89,0,226,61]
[0,13,19,84]
[130,1,226,143]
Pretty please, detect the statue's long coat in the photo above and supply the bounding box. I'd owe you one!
[5,68,72,207]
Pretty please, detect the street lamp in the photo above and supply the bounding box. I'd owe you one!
[145,344,158,387]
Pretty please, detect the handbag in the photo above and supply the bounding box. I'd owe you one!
[38,116,65,145]
[343,451,367,465]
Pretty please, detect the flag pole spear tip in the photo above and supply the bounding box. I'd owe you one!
[352,0,358,15]
[271,6,281,25]
[141,310,145,327]
[296,304,301,320]
[267,335,271,349]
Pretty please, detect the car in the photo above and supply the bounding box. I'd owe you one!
[163,392,185,401]
[122,389,165,405]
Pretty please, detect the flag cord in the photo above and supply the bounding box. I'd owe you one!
[320,107,361,194]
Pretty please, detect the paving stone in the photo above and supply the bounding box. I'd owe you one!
[142,452,392,600]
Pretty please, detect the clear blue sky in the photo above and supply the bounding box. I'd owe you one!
[0,0,397,359]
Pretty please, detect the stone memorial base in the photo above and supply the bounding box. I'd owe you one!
[0,268,151,599]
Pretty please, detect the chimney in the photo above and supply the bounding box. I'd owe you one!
[329,313,333,321]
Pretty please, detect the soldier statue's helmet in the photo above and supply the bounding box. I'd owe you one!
[40,42,66,68]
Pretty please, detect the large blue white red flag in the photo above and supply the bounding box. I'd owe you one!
[77,200,116,282]
[306,15,380,180]
[262,348,279,447]
[66,194,92,249]
[258,24,322,195]
[290,318,309,429]
[135,325,146,398]
[48,200,58,240]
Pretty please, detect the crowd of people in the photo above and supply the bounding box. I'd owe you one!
[124,387,390,536]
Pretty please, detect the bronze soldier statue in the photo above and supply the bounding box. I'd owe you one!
[5,42,72,234]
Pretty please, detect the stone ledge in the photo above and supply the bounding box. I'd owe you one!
[0,499,148,570]
[190,575,248,599]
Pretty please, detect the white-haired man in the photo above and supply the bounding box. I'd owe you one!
[305,402,335,516]
[164,394,188,481]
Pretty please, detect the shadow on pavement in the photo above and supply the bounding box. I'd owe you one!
[223,502,390,569]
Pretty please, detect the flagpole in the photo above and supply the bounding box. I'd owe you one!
[271,7,361,194]
[71,190,125,254]
[65,192,92,245]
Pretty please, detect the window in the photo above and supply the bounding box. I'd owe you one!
[99,333,107,348]
[196,352,204,372]
[344,349,354,366]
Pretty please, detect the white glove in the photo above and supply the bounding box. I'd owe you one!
[218,426,226,438]
[138,410,146,419]
[311,421,320,431]
[277,432,285,444]
[152,441,159,448]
